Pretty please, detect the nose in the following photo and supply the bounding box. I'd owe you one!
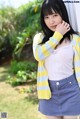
[49,17,55,24]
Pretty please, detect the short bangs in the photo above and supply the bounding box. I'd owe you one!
[42,0,62,17]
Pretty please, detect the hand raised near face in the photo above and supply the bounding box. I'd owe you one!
[56,21,70,35]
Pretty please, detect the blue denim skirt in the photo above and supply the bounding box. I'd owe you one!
[38,74,80,116]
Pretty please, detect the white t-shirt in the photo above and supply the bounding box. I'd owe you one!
[45,44,74,81]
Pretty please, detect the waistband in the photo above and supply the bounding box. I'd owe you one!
[48,74,76,86]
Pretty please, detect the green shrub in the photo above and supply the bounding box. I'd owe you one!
[0,0,43,60]
[7,71,37,86]
[9,60,37,74]
[6,60,37,86]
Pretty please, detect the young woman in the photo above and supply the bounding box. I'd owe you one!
[33,0,80,119]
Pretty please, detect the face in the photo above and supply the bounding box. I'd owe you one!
[44,11,63,32]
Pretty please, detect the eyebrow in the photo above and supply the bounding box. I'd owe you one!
[44,12,57,16]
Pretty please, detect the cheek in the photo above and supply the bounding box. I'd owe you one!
[58,17,63,23]
[44,20,49,27]
[55,16,62,24]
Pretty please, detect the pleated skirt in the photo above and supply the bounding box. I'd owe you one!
[38,74,80,116]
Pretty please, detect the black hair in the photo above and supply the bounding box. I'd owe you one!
[40,0,76,44]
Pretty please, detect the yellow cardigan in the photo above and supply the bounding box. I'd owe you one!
[33,31,80,99]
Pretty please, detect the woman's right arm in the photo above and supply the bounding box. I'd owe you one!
[33,21,70,61]
[33,31,63,61]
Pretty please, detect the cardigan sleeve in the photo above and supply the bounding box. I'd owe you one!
[33,31,63,61]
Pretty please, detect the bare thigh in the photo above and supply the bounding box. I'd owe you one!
[46,116,63,119]
[63,116,77,119]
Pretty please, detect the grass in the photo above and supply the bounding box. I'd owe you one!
[0,64,45,119]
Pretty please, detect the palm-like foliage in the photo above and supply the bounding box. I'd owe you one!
[0,0,43,60]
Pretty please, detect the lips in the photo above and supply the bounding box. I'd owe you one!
[50,25,57,29]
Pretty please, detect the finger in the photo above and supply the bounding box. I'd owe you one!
[65,23,70,27]
[66,26,70,31]
[62,21,69,27]
[62,20,65,25]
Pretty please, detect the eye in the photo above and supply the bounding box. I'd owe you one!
[44,16,49,19]
[52,14,58,17]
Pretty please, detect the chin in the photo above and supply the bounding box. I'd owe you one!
[50,29,55,32]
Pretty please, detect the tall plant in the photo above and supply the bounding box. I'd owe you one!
[0,7,17,52]
[0,0,43,60]
[13,0,42,59]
